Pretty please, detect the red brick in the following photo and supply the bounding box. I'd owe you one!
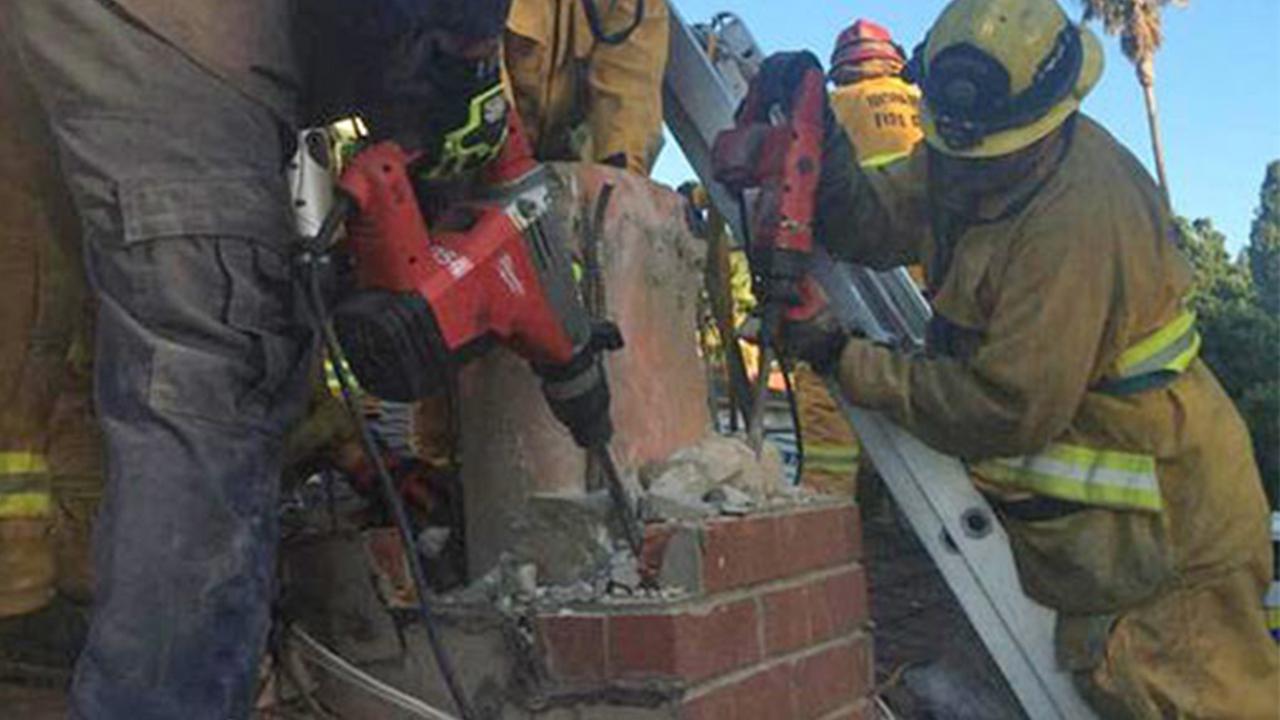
[676,598,763,682]
[776,506,860,577]
[698,504,862,593]
[762,584,812,656]
[845,700,877,720]
[762,566,868,658]
[609,599,762,682]
[538,614,607,682]
[810,567,868,641]
[792,638,871,719]
[682,665,794,720]
[817,701,874,720]
[702,515,781,591]
[609,612,680,678]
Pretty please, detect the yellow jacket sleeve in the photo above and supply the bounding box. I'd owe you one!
[583,0,669,174]
[834,201,1117,460]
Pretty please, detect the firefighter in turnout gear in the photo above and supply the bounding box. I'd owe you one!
[0,19,100,675]
[829,19,923,169]
[409,0,674,494]
[794,19,923,495]
[770,0,1278,716]
[504,0,670,175]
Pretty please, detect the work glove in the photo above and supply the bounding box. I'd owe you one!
[781,306,850,376]
[740,51,826,123]
[536,322,624,449]
[711,50,831,193]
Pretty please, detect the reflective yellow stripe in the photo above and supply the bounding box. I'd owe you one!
[0,474,52,519]
[324,358,341,397]
[0,492,52,518]
[859,150,911,169]
[422,83,509,180]
[1113,310,1200,380]
[0,452,48,475]
[806,462,858,475]
[805,442,859,473]
[973,443,1162,513]
[324,355,360,398]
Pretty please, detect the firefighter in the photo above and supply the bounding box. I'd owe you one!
[829,19,922,169]
[795,19,924,495]
[504,0,670,176]
[0,22,96,674]
[748,0,1278,716]
[409,0,672,485]
[2,0,513,716]
[2,3,314,714]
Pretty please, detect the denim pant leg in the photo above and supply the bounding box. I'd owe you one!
[4,2,315,718]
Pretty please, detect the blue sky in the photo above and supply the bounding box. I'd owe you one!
[653,0,1280,252]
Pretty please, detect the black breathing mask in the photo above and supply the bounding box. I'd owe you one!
[368,27,510,180]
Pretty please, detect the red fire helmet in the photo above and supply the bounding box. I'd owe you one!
[830,19,906,70]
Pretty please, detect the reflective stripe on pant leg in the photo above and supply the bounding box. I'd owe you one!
[0,459,55,617]
[805,441,860,476]
[0,453,52,518]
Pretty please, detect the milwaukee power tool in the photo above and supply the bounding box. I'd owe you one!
[328,116,619,449]
[711,51,829,452]
[315,114,645,562]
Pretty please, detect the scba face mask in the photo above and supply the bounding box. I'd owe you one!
[370,25,511,181]
[415,47,510,180]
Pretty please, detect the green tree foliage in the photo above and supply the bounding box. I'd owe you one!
[1176,166,1280,506]
[1249,161,1280,315]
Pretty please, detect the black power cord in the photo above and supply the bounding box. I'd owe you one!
[777,354,805,487]
[735,192,807,487]
[297,219,476,720]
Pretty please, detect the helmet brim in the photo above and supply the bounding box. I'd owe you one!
[922,26,1104,159]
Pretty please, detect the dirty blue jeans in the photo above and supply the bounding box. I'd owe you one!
[4,1,315,717]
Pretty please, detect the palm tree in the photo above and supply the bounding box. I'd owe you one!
[1078,0,1187,208]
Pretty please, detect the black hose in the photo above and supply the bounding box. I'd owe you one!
[310,194,355,256]
[736,191,806,486]
[300,254,477,720]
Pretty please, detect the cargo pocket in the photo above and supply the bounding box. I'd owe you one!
[218,242,315,423]
[1003,506,1175,615]
[115,175,312,433]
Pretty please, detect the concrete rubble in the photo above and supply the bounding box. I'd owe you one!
[639,433,787,521]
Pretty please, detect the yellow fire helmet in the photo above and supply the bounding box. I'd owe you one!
[908,0,1104,158]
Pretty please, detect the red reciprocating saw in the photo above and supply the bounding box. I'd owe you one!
[711,51,829,452]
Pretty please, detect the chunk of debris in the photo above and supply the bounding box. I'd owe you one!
[703,484,755,516]
[639,434,786,522]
